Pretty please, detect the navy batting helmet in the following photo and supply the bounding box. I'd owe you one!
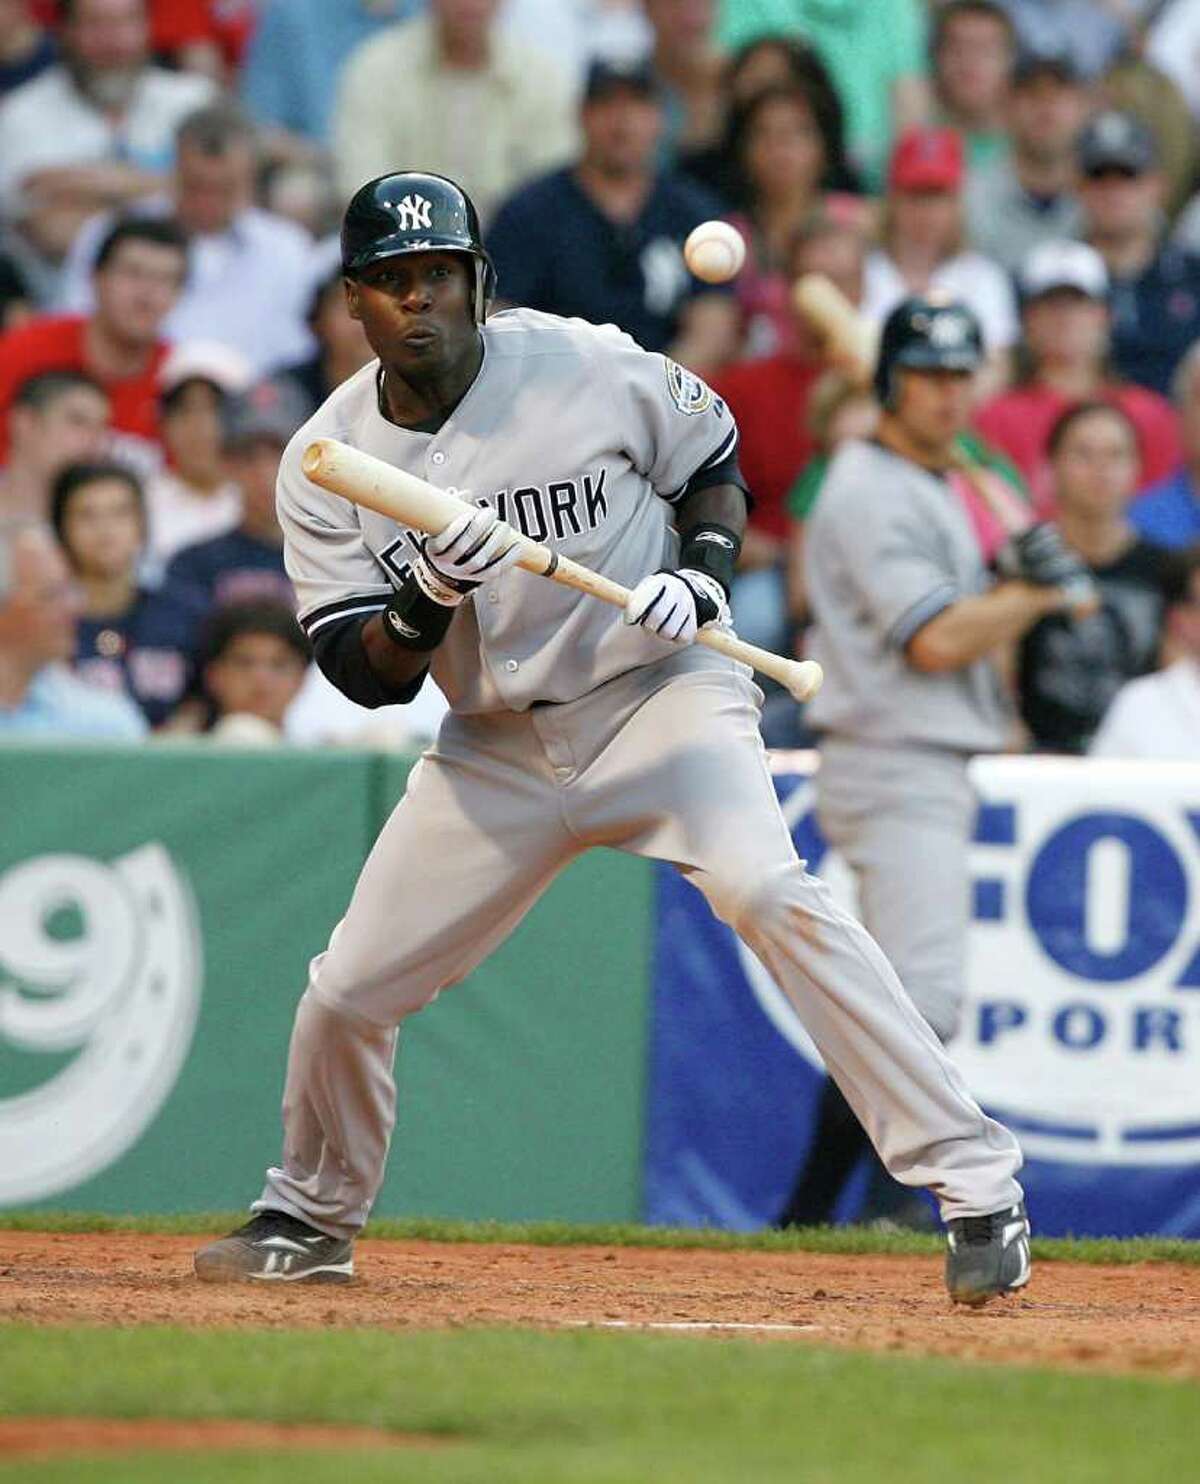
[873,296,984,407]
[341,171,497,325]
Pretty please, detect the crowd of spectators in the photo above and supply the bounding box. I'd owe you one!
[0,0,1197,759]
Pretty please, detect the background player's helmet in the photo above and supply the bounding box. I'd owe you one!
[873,296,984,407]
[341,171,497,325]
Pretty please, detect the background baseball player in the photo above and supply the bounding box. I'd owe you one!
[778,297,1092,1234]
[196,174,1030,1306]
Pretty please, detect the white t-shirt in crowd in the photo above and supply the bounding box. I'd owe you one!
[1089,658,1200,759]
[284,663,449,749]
[0,66,215,215]
[1147,1,1200,120]
[863,250,1020,352]
[145,471,242,567]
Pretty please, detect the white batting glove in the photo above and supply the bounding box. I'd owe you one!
[416,506,524,605]
[623,568,730,646]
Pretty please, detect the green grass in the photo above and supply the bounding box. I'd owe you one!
[1,1209,1197,1266]
[0,1324,1196,1484]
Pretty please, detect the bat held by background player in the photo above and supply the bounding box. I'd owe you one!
[302,438,823,703]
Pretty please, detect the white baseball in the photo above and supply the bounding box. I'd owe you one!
[684,220,746,284]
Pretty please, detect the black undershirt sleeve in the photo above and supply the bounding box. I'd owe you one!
[310,613,428,708]
[676,448,753,510]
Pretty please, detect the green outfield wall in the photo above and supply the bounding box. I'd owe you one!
[0,743,654,1223]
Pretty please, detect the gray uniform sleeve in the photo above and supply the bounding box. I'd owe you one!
[599,330,739,505]
[276,432,395,642]
[820,459,962,650]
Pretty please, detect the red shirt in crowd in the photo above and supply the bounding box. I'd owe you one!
[710,354,822,540]
[973,382,1182,517]
[0,315,168,465]
[31,0,255,66]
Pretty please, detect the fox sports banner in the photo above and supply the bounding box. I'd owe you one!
[645,754,1200,1237]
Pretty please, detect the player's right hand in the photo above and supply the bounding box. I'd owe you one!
[420,506,524,599]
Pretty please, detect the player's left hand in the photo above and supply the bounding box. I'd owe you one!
[624,568,730,645]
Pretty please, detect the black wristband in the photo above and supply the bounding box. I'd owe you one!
[679,523,742,598]
[380,570,457,653]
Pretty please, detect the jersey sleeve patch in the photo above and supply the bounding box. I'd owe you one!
[665,358,715,417]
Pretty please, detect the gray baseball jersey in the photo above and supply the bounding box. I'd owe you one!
[277,308,740,712]
[804,438,1011,754]
[252,313,1024,1244]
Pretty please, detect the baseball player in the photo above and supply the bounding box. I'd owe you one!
[195,175,1031,1305]
[778,297,1090,1242]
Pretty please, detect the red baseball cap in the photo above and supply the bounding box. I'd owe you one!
[888,128,964,192]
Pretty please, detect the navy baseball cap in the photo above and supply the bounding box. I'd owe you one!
[1078,110,1158,176]
[1013,48,1081,87]
[583,57,660,104]
[224,378,310,448]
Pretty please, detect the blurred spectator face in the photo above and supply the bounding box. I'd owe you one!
[1023,288,1108,369]
[935,7,1014,122]
[1010,72,1089,163]
[1080,166,1162,243]
[432,0,500,47]
[742,91,825,202]
[161,379,227,486]
[891,189,960,258]
[206,629,305,728]
[1051,407,1139,519]
[226,436,284,533]
[644,0,715,48]
[0,528,80,669]
[582,87,663,177]
[894,368,974,448]
[9,382,110,482]
[176,139,254,237]
[92,237,186,349]
[887,130,963,258]
[63,0,148,108]
[58,473,145,580]
[315,278,371,365]
[792,224,866,308]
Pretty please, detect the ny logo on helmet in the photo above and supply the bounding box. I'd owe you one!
[929,312,970,348]
[387,194,434,231]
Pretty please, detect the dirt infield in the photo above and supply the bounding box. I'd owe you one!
[1,1231,1197,1381]
[0,1417,446,1461]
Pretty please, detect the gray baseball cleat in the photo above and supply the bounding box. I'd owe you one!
[194,1210,354,1284]
[944,1201,1031,1307]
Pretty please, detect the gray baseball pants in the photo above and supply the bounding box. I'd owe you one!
[816,738,977,1043]
[257,652,1022,1238]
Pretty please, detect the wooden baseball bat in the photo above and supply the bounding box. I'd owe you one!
[301,438,824,703]
[792,273,1099,616]
[792,273,877,385]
